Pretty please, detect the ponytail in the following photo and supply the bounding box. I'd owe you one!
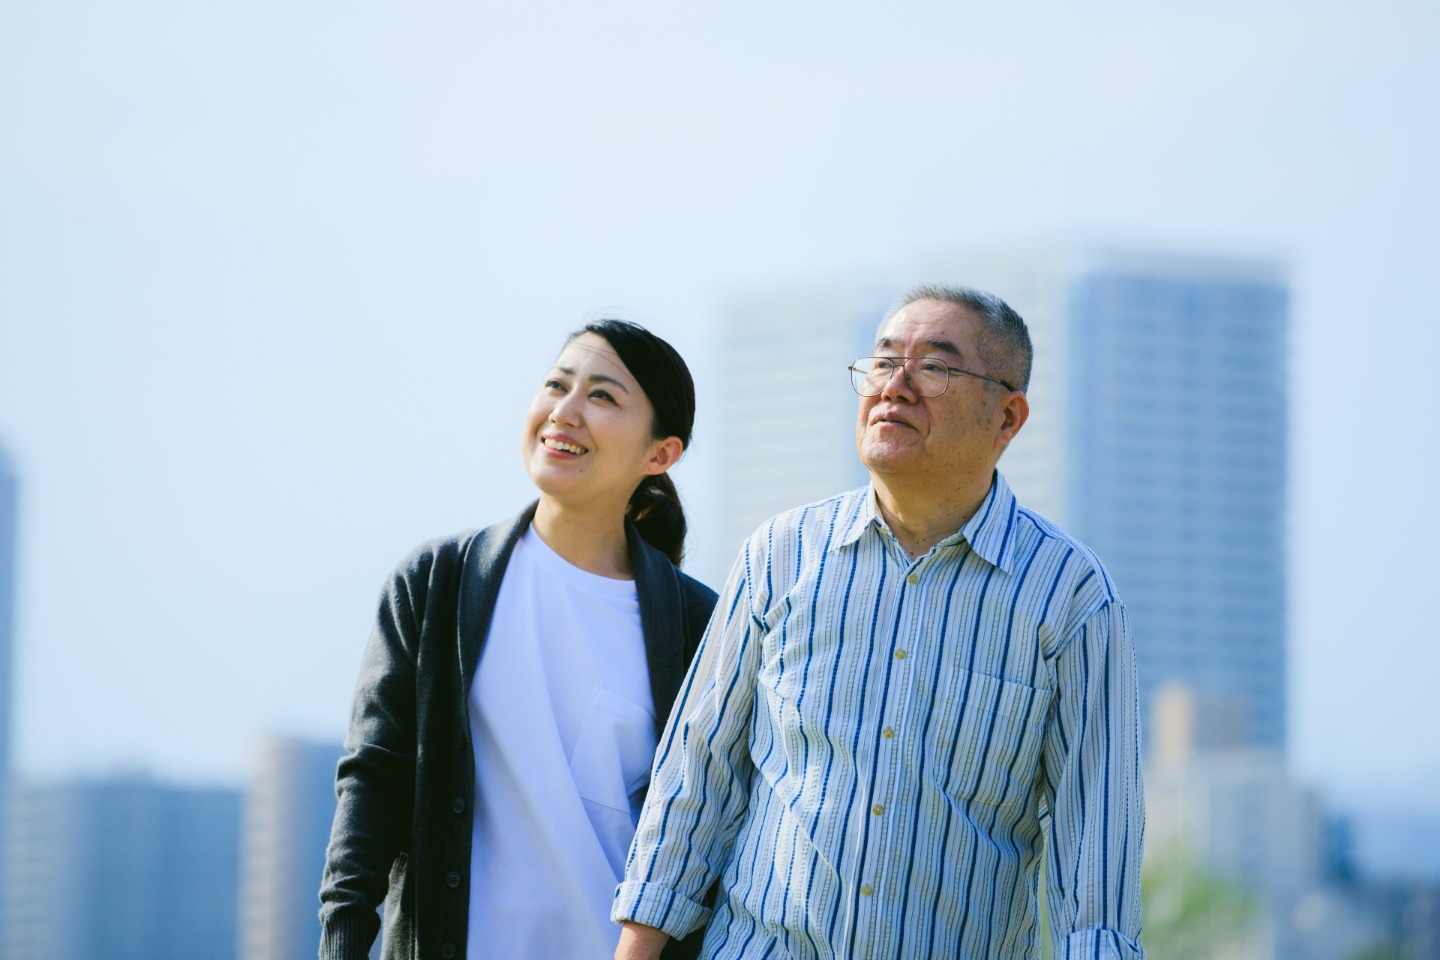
[627,473,687,566]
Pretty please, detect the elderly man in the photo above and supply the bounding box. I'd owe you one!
[613,284,1144,959]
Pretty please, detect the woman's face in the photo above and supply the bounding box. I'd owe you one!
[522,332,679,511]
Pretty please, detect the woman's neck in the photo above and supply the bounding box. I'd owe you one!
[531,497,633,579]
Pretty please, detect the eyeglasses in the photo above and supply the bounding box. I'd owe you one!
[848,356,1015,398]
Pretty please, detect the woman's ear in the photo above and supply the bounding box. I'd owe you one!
[645,436,684,475]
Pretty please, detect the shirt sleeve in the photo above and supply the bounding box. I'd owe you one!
[612,541,766,939]
[1041,599,1146,960]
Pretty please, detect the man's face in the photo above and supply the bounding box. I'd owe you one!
[855,298,1028,489]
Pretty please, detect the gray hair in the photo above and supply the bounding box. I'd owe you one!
[885,283,1033,393]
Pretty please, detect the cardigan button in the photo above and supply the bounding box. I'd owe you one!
[441,944,456,959]
[446,871,462,888]
[452,796,466,814]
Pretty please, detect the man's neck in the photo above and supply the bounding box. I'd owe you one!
[871,471,994,560]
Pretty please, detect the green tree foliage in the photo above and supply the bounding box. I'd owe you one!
[1139,846,1261,960]
[1341,940,1406,960]
[1035,843,1260,960]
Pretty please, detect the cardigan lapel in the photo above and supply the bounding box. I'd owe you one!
[456,502,538,687]
[628,526,687,738]
[456,501,688,739]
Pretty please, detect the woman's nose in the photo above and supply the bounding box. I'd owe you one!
[549,389,583,424]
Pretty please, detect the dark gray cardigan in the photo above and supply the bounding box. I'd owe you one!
[319,504,718,960]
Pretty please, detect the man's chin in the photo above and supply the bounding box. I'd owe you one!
[859,440,917,474]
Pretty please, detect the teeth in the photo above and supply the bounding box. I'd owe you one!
[543,438,586,455]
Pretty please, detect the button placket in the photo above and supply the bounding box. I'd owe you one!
[871,558,928,908]
[854,550,926,943]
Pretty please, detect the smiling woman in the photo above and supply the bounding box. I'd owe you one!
[523,327,690,575]
[318,319,716,960]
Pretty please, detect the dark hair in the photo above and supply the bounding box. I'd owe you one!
[571,318,696,566]
[887,283,1033,392]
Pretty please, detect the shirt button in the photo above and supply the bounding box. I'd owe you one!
[446,871,461,888]
[895,649,907,660]
[881,727,895,739]
[452,796,466,814]
[860,884,874,897]
[872,804,884,815]
[907,573,918,585]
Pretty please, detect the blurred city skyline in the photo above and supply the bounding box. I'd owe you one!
[2,0,1438,843]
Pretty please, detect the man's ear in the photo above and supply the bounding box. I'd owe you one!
[996,392,1029,447]
[645,436,685,475]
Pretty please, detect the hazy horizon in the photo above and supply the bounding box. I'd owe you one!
[2,0,1437,844]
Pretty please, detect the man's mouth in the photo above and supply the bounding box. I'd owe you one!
[871,412,914,430]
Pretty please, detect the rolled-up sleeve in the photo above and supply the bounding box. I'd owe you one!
[1042,599,1146,960]
[612,545,763,938]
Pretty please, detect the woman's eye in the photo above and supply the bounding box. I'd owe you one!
[590,390,616,404]
[544,378,566,392]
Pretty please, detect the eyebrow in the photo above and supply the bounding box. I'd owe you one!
[553,365,632,394]
[873,336,965,360]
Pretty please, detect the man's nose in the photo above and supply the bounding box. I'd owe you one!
[879,360,916,400]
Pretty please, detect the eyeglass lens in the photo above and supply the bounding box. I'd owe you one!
[851,357,951,397]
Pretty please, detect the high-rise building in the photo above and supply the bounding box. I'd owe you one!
[0,775,242,960]
[1145,682,1384,960]
[713,284,889,580]
[717,248,1289,754]
[1148,683,1323,898]
[928,248,1289,753]
[238,736,346,960]
[0,444,15,784]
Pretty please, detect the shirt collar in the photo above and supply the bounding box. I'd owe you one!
[961,471,1019,573]
[834,487,882,550]
[833,471,1020,574]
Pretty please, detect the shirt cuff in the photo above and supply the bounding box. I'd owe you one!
[611,879,712,940]
[1057,928,1145,960]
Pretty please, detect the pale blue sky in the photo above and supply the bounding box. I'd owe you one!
[1,0,1437,825]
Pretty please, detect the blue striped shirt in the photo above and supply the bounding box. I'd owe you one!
[614,473,1145,959]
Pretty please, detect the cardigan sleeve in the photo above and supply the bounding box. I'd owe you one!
[317,546,434,959]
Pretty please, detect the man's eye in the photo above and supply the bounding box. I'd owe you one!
[872,359,898,374]
[918,360,949,377]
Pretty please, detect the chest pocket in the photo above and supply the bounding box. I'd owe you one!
[569,686,658,817]
[930,668,1052,810]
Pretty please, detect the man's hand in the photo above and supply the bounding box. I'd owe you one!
[615,921,671,960]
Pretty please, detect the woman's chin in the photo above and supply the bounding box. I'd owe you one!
[528,466,597,504]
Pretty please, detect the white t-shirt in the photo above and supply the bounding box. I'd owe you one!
[466,527,657,959]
